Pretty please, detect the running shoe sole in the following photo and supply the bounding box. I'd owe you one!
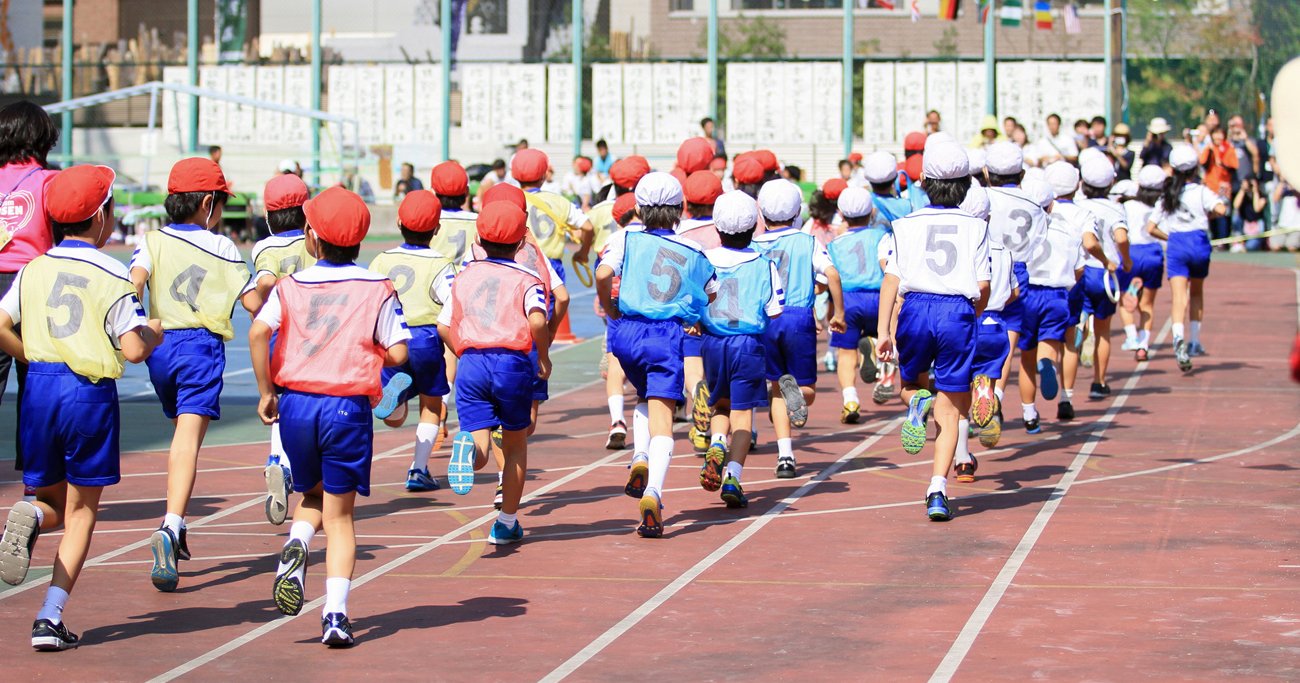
[373,372,412,420]
[775,459,797,479]
[605,427,627,451]
[979,416,1003,448]
[488,524,524,545]
[700,444,725,492]
[0,501,39,585]
[264,463,289,526]
[1037,359,1059,401]
[970,374,998,428]
[625,458,649,498]
[858,337,878,384]
[841,402,861,425]
[273,540,308,616]
[405,471,439,492]
[901,390,933,455]
[691,381,711,434]
[927,497,953,521]
[149,529,179,592]
[448,432,477,495]
[636,495,663,538]
[1175,340,1193,373]
[872,381,894,405]
[778,374,808,428]
[720,479,748,508]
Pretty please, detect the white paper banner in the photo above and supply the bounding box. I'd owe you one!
[460,63,493,145]
[198,66,226,146]
[725,62,756,144]
[955,61,986,145]
[591,63,624,144]
[547,64,574,144]
[622,63,655,145]
[863,62,895,144]
[384,64,415,144]
[412,64,442,149]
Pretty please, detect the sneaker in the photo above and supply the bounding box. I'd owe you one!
[490,426,504,451]
[871,381,894,405]
[1175,339,1192,372]
[636,492,664,538]
[373,372,412,420]
[750,429,759,450]
[1189,341,1208,357]
[176,526,191,562]
[625,454,649,498]
[901,390,934,455]
[775,456,797,479]
[405,467,439,492]
[321,612,355,648]
[1037,359,1059,401]
[689,426,709,454]
[447,432,477,495]
[858,337,878,383]
[31,619,79,651]
[700,441,727,492]
[488,520,524,545]
[926,491,952,521]
[22,484,36,501]
[778,374,808,428]
[691,381,711,434]
[720,475,748,508]
[1057,401,1075,421]
[1135,347,1150,363]
[1024,417,1042,435]
[272,539,308,616]
[149,527,180,592]
[1121,336,1139,352]
[979,411,1003,448]
[0,500,40,585]
[970,374,998,428]
[840,401,861,425]
[264,457,291,526]
[605,421,627,450]
[1089,382,1110,400]
[493,484,504,510]
[823,350,837,372]
[954,455,978,483]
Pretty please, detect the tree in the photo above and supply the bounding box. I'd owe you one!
[696,14,788,60]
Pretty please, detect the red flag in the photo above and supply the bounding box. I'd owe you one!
[939,0,961,20]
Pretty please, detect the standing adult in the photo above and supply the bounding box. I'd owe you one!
[1141,117,1174,170]
[1108,123,1136,181]
[0,101,61,476]
[1199,127,1238,242]
[925,110,942,134]
[1036,113,1079,166]
[701,117,726,158]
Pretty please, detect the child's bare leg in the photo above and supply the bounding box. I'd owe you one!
[1139,288,1157,337]
[997,330,1021,395]
[498,429,528,515]
[292,484,325,531]
[1019,346,1039,406]
[1189,278,1205,323]
[932,391,969,480]
[836,348,859,396]
[1169,276,1189,328]
[469,429,493,470]
[526,400,542,437]
[32,483,68,530]
[382,401,409,428]
[1061,326,1079,394]
[322,491,357,580]
[684,357,704,400]
[769,382,792,439]
[166,414,210,518]
[1093,317,1112,386]
[709,401,731,442]
[49,484,104,594]
[728,408,754,466]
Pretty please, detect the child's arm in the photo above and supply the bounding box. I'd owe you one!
[548,285,570,338]
[596,264,619,320]
[1115,226,1132,272]
[0,311,24,364]
[1146,220,1168,242]
[875,273,900,362]
[1082,230,1108,268]
[384,341,409,368]
[572,219,595,265]
[120,319,164,363]
[975,280,990,317]
[529,308,551,379]
[249,319,278,425]
[825,266,846,333]
[129,266,149,302]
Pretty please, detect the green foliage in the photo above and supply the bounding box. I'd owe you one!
[933,27,959,59]
[697,14,789,60]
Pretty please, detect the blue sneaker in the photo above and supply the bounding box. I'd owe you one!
[720,475,748,509]
[488,520,524,545]
[1037,359,1059,401]
[901,389,934,455]
[448,432,477,495]
[374,372,412,420]
[149,527,180,592]
[926,491,952,521]
[405,467,439,492]
[321,612,355,648]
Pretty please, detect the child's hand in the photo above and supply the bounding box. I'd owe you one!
[830,314,847,334]
[1120,257,1132,273]
[876,336,896,363]
[536,355,552,380]
[257,393,279,425]
[148,318,164,338]
[683,323,703,336]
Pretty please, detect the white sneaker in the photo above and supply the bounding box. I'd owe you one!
[1121,337,1139,351]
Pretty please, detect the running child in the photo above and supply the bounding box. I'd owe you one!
[597,193,641,450]
[1120,165,1168,361]
[677,170,723,453]
[254,187,411,646]
[805,178,847,373]
[0,165,163,650]
[513,148,594,283]
[1074,157,1132,398]
[826,187,887,423]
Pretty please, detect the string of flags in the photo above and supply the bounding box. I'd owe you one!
[902,0,1084,35]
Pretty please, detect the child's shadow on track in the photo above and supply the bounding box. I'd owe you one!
[953,485,1054,518]
[340,597,529,644]
[176,546,382,594]
[97,496,226,523]
[526,484,626,515]
[985,464,1069,492]
[82,599,279,644]
[356,495,453,520]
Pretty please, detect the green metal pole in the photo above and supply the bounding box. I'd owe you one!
[61,0,73,160]
[842,0,852,159]
[984,0,996,115]
[187,0,198,152]
[1104,0,1114,126]
[441,0,452,161]
[311,0,322,186]
[1120,0,1128,124]
[707,0,717,120]
[572,0,582,158]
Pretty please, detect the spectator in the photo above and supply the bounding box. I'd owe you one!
[1141,117,1174,170]
[1200,127,1239,242]
[970,115,1006,148]
[1192,109,1221,150]
[1011,125,1038,167]
[1108,123,1136,181]
[594,139,614,179]
[277,158,303,177]
[1002,116,1019,139]
[925,109,942,134]
[395,162,423,198]
[1226,115,1260,181]
[1090,116,1109,147]
[1233,178,1267,252]
[1073,119,1094,149]
[208,145,223,165]
[838,158,853,182]
[562,156,597,210]
[1036,113,1079,166]
[701,117,726,158]
[1269,174,1300,251]
[1263,117,1276,185]
[781,165,802,182]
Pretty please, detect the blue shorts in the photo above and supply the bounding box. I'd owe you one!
[21,363,120,488]
[382,324,449,402]
[682,332,703,358]
[762,306,818,385]
[1017,285,1070,350]
[1166,231,1211,280]
[549,257,566,284]
[145,327,224,420]
[973,312,1011,380]
[703,334,770,411]
[1068,281,1086,320]
[455,349,535,433]
[1121,243,1164,291]
[528,346,549,402]
[1081,266,1117,320]
[830,291,881,350]
[279,391,374,496]
[896,293,976,393]
[1001,262,1030,333]
[609,315,685,403]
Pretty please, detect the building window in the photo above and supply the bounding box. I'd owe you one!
[670,0,695,10]
[737,0,845,8]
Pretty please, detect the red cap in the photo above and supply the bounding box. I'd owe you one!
[613,193,637,224]
[430,161,469,196]
[821,177,848,201]
[47,165,116,224]
[677,138,715,175]
[609,155,651,190]
[903,156,923,187]
[264,174,309,212]
[848,152,863,163]
[575,157,593,173]
[754,149,779,172]
[904,131,927,152]
[709,156,727,171]
[477,202,528,244]
[168,157,231,194]
[684,170,723,205]
[398,190,441,233]
[482,183,526,212]
[732,154,765,184]
[670,167,688,188]
[511,148,549,183]
[304,186,370,247]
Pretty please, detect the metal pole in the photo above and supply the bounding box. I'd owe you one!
[1104,0,1113,126]
[440,0,451,161]
[707,0,718,120]
[145,84,158,190]
[187,0,198,152]
[842,0,852,159]
[61,0,72,161]
[984,0,996,115]
[1120,0,1129,124]
[311,0,322,186]
[572,0,582,158]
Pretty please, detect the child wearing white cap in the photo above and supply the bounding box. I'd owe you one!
[862,152,914,229]
[1146,145,1228,372]
[876,141,991,522]
[1120,165,1169,361]
[1074,157,1132,399]
[751,179,841,478]
[596,172,719,538]
[697,191,785,507]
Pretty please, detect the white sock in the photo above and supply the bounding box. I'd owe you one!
[497,470,504,484]
[288,520,315,548]
[632,403,651,454]
[270,421,286,460]
[1062,388,1073,401]
[994,387,1004,402]
[496,511,517,527]
[1022,403,1038,421]
[842,387,859,404]
[163,513,184,536]
[1138,329,1150,347]
[711,432,727,445]
[323,577,350,616]
[725,460,743,482]
[1189,321,1201,345]
[1123,324,1137,340]
[31,504,44,526]
[412,422,438,471]
[36,586,69,624]
[954,419,972,464]
[928,475,947,495]
[777,437,794,461]
[1172,322,1185,340]
[608,394,625,424]
[646,435,673,498]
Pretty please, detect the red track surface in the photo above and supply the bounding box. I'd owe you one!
[1,262,1297,682]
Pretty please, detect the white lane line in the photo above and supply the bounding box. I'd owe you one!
[927,319,1171,683]
[537,417,903,683]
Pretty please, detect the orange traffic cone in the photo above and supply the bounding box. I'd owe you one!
[553,310,580,344]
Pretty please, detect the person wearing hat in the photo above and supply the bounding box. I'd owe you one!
[561,156,598,211]
[511,148,595,288]
[439,202,552,548]
[1146,145,1229,373]
[804,178,845,249]
[427,161,479,265]
[861,151,913,231]
[1119,165,1169,361]
[730,153,769,199]
[827,186,892,425]
[1141,117,1174,171]
[368,190,457,494]
[1107,123,1137,181]
[474,158,508,209]
[0,164,163,651]
[874,140,991,522]
[595,171,718,539]
[696,190,785,508]
[249,185,411,645]
[677,170,725,452]
[969,114,1007,150]
[130,157,260,593]
[1074,157,1133,402]
[594,191,643,453]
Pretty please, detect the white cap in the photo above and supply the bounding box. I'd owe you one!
[922,142,970,180]
[713,190,759,235]
[278,159,297,173]
[1148,117,1172,135]
[634,171,684,207]
[924,131,957,150]
[985,141,1024,175]
[1023,166,1046,184]
[960,183,991,221]
[1022,177,1055,209]
[1081,157,1116,188]
[1045,161,1080,197]
[862,151,899,184]
[1170,145,1199,172]
[1137,163,1168,189]
[967,147,987,174]
[756,179,803,222]
[1110,179,1137,198]
[836,186,874,219]
[1078,146,1107,168]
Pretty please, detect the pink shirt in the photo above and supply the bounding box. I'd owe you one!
[0,161,57,273]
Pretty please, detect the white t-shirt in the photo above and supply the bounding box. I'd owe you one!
[986,186,1048,261]
[1076,197,1129,267]
[130,224,244,276]
[885,208,991,300]
[1036,131,1079,164]
[0,243,147,347]
[1147,182,1225,235]
[1123,200,1159,246]
[459,249,563,291]
[704,247,785,318]
[250,231,307,279]
[561,171,599,200]
[986,241,1016,312]
[596,229,721,295]
[1029,201,1090,288]
[256,263,411,348]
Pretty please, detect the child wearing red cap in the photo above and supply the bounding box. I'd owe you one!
[677,170,724,453]
[250,172,316,526]
[428,161,478,264]
[251,186,411,646]
[439,202,552,546]
[591,182,642,451]
[0,165,163,650]
[130,157,260,593]
[512,148,595,287]
[561,156,597,210]
[368,189,456,493]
